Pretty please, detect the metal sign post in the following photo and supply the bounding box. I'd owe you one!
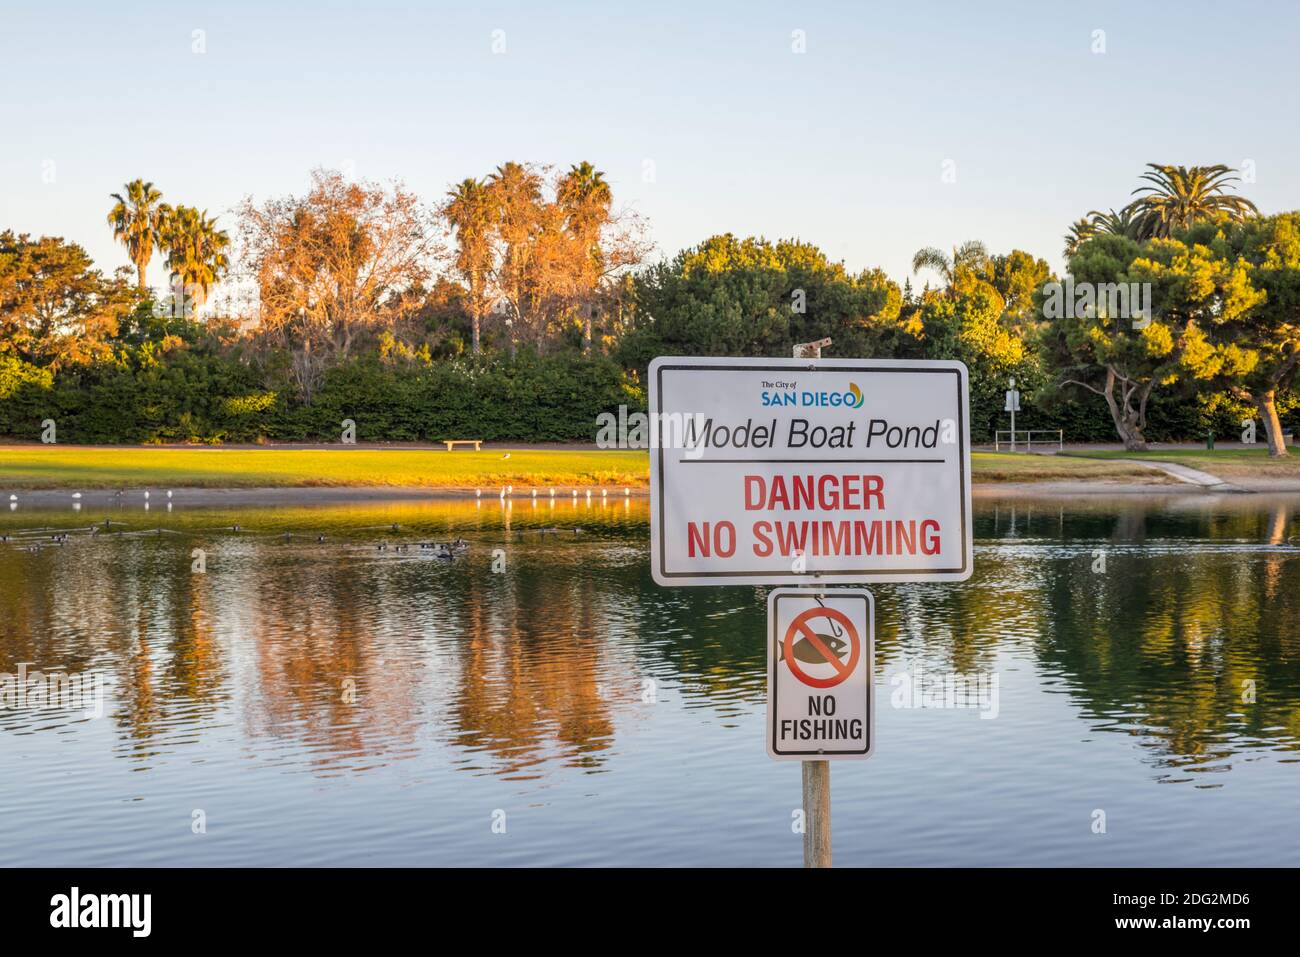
[1005,377,1021,451]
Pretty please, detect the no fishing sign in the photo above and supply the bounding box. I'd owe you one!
[767,588,874,760]
[648,357,972,586]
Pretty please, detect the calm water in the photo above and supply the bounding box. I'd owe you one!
[2,493,1299,867]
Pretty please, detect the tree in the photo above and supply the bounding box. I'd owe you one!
[1040,232,1257,450]
[1065,208,1141,258]
[1129,164,1258,239]
[443,178,496,354]
[0,230,134,367]
[911,240,989,292]
[1203,213,1300,455]
[238,169,440,401]
[624,234,901,365]
[913,278,1027,432]
[444,161,649,356]
[985,250,1052,334]
[1088,205,1142,240]
[107,180,169,291]
[557,162,613,352]
[160,206,231,311]
[485,161,545,349]
[1064,219,1097,259]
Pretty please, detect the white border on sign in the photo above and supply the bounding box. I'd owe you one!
[648,356,974,586]
[766,587,875,762]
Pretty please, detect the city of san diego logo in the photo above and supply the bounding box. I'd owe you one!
[760,381,865,409]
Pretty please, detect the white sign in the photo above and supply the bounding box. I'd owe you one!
[767,587,874,761]
[648,357,972,586]
[1004,389,1020,412]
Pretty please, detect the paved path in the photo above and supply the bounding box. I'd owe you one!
[1120,458,1251,492]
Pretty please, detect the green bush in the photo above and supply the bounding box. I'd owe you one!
[0,347,641,444]
[0,335,1290,447]
[0,355,54,438]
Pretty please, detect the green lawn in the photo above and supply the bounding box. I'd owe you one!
[970,452,1167,484]
[0,445,1172,489]
[0,446,650,489]
[1064,447,1300,478]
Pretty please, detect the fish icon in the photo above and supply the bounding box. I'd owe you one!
[781,632,848,665]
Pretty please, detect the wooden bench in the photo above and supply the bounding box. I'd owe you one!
[442,439,483,452]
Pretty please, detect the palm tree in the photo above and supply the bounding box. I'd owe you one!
[558,162,612,237]
[1087,205,1142,239]
[444,178,497,354]
[557,162,613,352]
[107,180,169,291]
[1063,218,1098,259]
[486,162,544,348]
[911,240,989,290]
[1064,205,1146,259]
[1129,164,1258,239]
[160,206,230,312]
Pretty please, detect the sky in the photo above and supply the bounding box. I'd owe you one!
[3,0,1299,292]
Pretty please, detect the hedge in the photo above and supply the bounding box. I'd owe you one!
[0,347,1292,446]
[0,351,640,444]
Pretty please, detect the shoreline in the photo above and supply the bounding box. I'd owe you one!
[5,479,1300,508]
[6,445,1300,503]
[1,485,645,508]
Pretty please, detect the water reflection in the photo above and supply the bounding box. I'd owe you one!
[2,494,1299,789]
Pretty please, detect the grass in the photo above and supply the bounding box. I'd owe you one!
[969,452,1168,484]
[0,446,650,490]
[0,445,1175,489]
[1063,447,1300,478]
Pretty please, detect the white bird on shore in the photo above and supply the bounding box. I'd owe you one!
[167,490,172,499]
[8,494,16,501]
[144,490,150,500]
[476,488,482,498]
[71,492,81,499]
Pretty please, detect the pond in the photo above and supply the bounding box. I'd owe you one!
[1,493,1298,866]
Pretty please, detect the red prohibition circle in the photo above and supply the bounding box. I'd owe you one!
[782,606,860,688]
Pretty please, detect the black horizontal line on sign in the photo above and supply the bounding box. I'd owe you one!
[675,458,947,464]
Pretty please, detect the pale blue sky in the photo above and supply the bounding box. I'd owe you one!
[2,0,1297,290]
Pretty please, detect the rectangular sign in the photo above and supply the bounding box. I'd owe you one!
[767,587,874,761]
[648,357,972,586]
